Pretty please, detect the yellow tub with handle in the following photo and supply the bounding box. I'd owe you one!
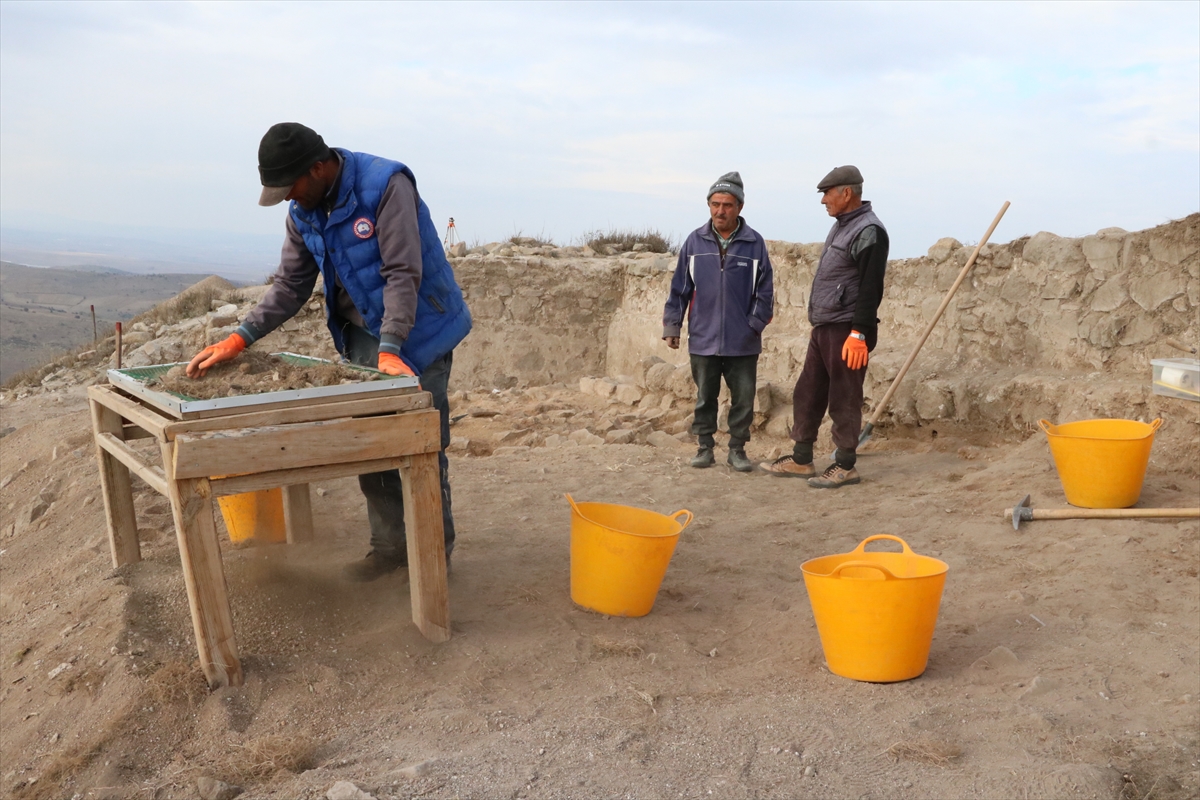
[1039,418,1161,508]
[802,535,948,682]
[216,488,287,545]
[567,494,691,617]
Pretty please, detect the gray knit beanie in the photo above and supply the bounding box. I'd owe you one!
[707,171,744,204]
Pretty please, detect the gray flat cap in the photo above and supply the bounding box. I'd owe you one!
[817,165,863,191]
[708,171,744,204]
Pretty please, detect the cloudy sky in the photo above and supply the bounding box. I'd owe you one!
[1,1,1197,273]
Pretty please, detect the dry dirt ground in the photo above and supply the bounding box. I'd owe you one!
[1,385,1198,800]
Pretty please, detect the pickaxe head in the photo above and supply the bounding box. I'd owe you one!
[1010,494,1033,531]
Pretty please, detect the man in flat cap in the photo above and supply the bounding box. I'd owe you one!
[663,171,774,472]
[761,165,888,487]
[186,122,472,579]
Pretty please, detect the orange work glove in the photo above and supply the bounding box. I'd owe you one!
[186,332,246,378]
[377,352,417,377]
[841,330,869,371]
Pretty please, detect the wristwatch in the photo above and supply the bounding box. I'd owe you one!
[849,331,866,341]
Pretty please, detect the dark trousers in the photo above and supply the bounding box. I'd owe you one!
[689,353,758,449]
[790,322,877,468]
[342,323,455,560]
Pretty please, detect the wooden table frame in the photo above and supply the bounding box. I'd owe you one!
[87,383,451,688]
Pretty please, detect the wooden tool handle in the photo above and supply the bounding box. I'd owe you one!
[1005,507,1200,520]
[867,201,1010,429]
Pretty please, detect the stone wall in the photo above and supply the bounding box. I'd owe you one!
[451,214,1199,471]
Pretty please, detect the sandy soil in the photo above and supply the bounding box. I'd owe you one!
[1,386,1197,800]
[151,352,383,400]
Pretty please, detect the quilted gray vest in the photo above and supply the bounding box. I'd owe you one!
[808,201,886,326]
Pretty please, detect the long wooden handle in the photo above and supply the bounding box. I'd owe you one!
[1004,507,1199,521]
[866,201,1010,429]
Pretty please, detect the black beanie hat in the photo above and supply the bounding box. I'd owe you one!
[257,122,331,205]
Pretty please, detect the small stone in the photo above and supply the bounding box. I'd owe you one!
[605,429,636,445]
[647,430,686,450]
[326,781,375,800]
[579,377,597,395]
[0,427,15,440]
[197,776,243,800]
[568,429,604,446]
[47,662,72,679]
[804,766,816,778]
[315,487,328,496]
[614,384,643,405]
[1020,675,1058,699]
[448,437,469,452]
[972,645,1019,670]
[396,758,436,778]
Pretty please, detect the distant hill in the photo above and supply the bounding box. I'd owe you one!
[0,262,213,381]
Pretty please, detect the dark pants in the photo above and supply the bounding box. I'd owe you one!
[689,353,758,449]
[342,323,455,561]
[790,322,877,468]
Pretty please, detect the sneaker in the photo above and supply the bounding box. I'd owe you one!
[690,447,715,468]
[759,454,817,477]
[727,448,753,473]
[807,463,861,489]
[343,550,406,582]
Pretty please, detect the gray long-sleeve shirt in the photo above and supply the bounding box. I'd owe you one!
[238,153,423,355]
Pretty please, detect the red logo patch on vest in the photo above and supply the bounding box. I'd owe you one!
[352,218,375,239]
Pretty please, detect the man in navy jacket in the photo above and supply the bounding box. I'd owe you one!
[662,172,774,472]
[187,123,471,580]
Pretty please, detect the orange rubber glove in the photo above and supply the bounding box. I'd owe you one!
[377,352,416,377]
[186,332,246,378]
[841,330,869,370]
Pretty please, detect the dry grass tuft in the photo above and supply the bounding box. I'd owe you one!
[592,637,644,658]
[215,734,318,783]
[583,228,674,254]
[148,659,208,707]
[131,275,235,327]
[883,738,963,767]
[509,230,555,247]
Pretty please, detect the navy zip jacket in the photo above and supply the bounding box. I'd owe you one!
[662,218,773,357]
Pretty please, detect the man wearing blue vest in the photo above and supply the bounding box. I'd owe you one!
[761,165,888,488]
[186,122,472,580]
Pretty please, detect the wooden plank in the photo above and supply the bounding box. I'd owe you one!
[172,408,441,480]
[90,399,141,567]
[163,391,431,440]
[399,453,451,643]
[283,484,314,544]
[209,457,408,497]
[160,441,243,688]
[122,424,156,441]
[89,384,170,441]
[96,432,169,496]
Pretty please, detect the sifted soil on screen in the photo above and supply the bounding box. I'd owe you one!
[149,350,381,399]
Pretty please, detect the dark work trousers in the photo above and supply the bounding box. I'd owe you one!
[342,323,455,561]
[689,353,759,450]
[790,322,877,468]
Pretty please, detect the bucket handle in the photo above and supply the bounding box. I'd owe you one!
[1041,418,1163,435]
[565,493,580,515]
[829,560,899,580]
[850,534,914,556]
[670,510,694,531]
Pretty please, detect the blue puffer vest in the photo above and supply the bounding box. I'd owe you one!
[289,149,472,374]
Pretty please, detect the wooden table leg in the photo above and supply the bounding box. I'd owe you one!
[90,399,141,568]
[399,453,450,642]
[160,441,243,688]
[283,484,314,544]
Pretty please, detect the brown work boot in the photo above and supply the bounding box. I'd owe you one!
[807,463,861,489]
[759,454,816,477]
[343,550,406,582]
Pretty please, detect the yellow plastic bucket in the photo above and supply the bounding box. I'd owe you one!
[801,535,948,683]
[1039,418,1162,509]
[216,489,287,545]
[567,494,691,617]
